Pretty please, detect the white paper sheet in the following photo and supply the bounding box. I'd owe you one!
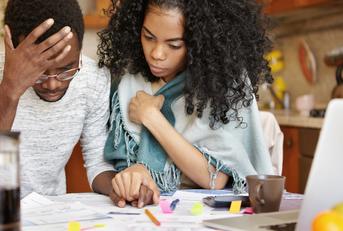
[21,192,54,210]
[22,202,111,226]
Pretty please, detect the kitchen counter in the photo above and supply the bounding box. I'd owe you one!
[264,109,324,129]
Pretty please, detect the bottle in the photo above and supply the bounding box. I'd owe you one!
[0,132,20,231]
[283,91,291,110]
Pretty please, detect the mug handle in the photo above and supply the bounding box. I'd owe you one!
[336,65,343,85]
[255,183,265,205]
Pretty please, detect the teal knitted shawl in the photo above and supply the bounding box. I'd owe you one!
[105,72,185,192]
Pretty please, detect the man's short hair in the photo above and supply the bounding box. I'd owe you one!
[4,0,84,49]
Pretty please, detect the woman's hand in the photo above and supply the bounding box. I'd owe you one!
[111,164,160,208]
[128,91,164,125]
[109,184,156,208]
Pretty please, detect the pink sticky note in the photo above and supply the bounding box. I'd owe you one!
[242,207,254,214]
[159,200,173,214]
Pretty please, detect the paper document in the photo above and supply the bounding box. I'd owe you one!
[21,192,54,210]
[23,202,110,226]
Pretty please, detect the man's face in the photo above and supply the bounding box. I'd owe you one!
[23,36,80,102]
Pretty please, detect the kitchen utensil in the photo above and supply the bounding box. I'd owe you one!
[298,39,317,85]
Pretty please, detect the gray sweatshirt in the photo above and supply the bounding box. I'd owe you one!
[0,54,114,197]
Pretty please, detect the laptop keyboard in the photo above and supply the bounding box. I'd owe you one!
[260,222,297,231]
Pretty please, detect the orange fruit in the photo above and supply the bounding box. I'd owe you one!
[333,202,343,216]
[312,211,343,231]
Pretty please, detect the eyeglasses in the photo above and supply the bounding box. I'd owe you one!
[35,55,82,84]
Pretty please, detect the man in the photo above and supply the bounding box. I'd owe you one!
[0,0,156,207]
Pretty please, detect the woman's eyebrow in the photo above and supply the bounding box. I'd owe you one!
[142,26,183,42]
[142,26,156,38]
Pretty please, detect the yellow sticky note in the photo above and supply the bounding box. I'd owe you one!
[229,200,242,214]
[191,202,204,216]
[68,221,80,231]
[94,224,106,228]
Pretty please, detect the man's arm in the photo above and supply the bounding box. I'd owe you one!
[92,170,116,195]
[0,20,72,130]
[79,66,116,192]
[0,82,20,130]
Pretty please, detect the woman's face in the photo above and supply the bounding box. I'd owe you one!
[141,5,187,82]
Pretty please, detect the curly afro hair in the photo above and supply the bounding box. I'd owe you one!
[4,0,84,49]
[98,0,272,128]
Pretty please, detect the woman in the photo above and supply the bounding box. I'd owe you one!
[98,0,274,207]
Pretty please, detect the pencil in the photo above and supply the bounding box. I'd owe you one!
[144,209,161,226]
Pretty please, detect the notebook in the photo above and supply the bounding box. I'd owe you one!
[203,99,343,231]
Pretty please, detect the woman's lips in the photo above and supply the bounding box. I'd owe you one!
[149,64,166,75]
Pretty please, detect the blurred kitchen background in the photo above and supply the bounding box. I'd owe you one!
[1,0,343,193]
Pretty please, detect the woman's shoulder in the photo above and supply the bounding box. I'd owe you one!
[172,95,261,132]
[116,72,152,95]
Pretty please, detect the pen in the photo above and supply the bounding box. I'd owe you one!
[144,209,161,226]
[170,199,180,210]
[108,211,141,215]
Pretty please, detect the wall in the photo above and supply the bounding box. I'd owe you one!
[267,10,343,108]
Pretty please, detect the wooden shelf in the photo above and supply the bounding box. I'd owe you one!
[84,15,109,29]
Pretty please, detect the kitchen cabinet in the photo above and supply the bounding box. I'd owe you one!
[298,128,320,192]
[259,0,335,15]
[84,0,111,29]
[281,126,300,193]
[281,126,320,193]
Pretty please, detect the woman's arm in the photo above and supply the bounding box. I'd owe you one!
[129,91,229,189]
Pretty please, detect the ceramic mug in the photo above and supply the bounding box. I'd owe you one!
[246,175,285,213]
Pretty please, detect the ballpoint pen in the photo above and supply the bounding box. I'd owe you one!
[170,199,180,210]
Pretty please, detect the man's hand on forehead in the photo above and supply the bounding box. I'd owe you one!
[2,18,73,98]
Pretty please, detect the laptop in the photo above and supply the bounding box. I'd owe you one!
[203,99,343,231]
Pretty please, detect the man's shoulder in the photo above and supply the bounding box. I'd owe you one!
[80,55,105,75]
[77,55,110,87]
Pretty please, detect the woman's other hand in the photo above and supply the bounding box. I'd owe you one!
[111,164,160,207]
[129,91,164,125]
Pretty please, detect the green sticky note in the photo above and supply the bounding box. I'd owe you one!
[229,200,242,214]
